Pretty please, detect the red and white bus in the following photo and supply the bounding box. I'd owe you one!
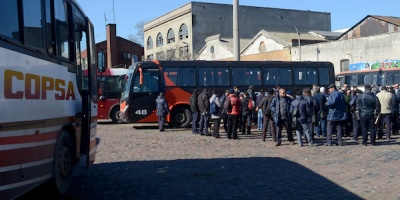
[0,0,102,199]
[119,60,335,127]
[97,68,128,123]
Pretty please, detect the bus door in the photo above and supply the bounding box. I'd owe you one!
[130,67,161,122]
[77,21,98,167]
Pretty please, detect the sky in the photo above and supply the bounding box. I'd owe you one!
[76,0,400,44]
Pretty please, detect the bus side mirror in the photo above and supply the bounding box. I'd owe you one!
[97,52,106,73]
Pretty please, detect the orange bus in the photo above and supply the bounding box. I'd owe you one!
[0,0,103,199]
[120,60,335,128]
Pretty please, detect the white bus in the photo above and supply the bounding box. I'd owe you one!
[0,0,103,199]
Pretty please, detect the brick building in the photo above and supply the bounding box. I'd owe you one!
[96,24,144,69]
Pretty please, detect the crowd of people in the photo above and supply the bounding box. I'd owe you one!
[156,82,400,147]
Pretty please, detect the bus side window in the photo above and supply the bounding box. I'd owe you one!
[179,68,196,87]
[215,67,230,86]
[319,67,329,86]
[264,68,278,86]
[199,68,214,86]
[278,68,292,86]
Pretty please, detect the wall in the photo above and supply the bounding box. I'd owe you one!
[298,31,400,74]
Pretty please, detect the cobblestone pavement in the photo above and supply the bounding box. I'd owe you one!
[20,122,400,200]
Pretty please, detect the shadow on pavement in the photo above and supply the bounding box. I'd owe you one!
[19,157,362,200]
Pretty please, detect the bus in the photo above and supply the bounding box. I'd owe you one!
[96,68,127,123]
[336,68,400,91]
[0,0,103,199]
[119,60,335,128]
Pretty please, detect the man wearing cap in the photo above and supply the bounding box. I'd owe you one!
[376,86,393,141]
[325,83,348,146]
[270,88,295,146]
[290,90,316,146]
[357,85,380,145]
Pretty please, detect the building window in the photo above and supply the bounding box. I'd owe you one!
[167,49,176,60]
[156,32,163,47]
[179,46,188,60]
[147,36,153,50]
[210,46,215,54]
[340,59,349,72]
[179,23,188,40]
[167,28,175,44]
[156,51,165,60]
[258,41,266,53]
[147,54,154,61]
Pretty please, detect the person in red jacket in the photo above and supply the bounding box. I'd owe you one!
[224,89,242,139]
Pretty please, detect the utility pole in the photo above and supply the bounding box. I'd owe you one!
[233,0,240,61]
[277,15,301,61]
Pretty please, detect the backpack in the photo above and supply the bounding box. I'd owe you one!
[210,100,219,115]
[224,97,233,113]
[247,98,255,111]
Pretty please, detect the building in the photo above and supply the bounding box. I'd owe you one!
[144,1,331,61]
[96,24,144,69]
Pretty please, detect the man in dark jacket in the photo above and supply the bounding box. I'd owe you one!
[241,92,253,135]
[325,83,348,146]
[198,88,210,136]
[155,92,170,132]
[357,84,380,146]
[349,89,363,142]
[270,88,295,146]
[313,86,327,137]
[303,88,317,141]
[259,88,276,141]
[290,90,316,146]
[190,89,199,134]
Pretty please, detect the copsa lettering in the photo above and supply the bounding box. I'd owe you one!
[4,69,75,100]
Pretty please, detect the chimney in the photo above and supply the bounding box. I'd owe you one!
[106,24,117,68]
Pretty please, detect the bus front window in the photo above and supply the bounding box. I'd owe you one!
[132,69,160,93]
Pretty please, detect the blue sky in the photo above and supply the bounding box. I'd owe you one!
[76,0,400,43]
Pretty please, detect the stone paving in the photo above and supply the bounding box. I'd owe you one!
[20,122,400,200]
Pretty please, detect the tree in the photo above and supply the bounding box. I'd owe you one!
[128,20,147,47]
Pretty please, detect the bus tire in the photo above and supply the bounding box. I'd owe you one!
[110,107,121,124]
[171,106,191,128]
[51,130,73,194]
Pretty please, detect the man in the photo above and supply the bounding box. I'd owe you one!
[357,85,380,146]
[325,83,348,146]
[219,89,229,132]
[155,92,170,132]
[259,88,276,142]
[256,89,265,131]
[290,90,316,146]
[240,92,252,135]
[343,83,349,93]
[303,88,317,141]
[270,88,295,146]
[190,89,199,134]
[225,89,242,139]
[313,86,327,137]
[376,86,393,141]
[389,87,400,135]
[349,89,363,143]
[197,88,210,136]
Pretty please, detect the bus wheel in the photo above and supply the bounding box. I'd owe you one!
[110,107,121,124]
[171,106,191,128]
[51,130,73,194]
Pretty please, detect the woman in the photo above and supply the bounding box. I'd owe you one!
[210,90,222,138]
[155,92,170,132]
